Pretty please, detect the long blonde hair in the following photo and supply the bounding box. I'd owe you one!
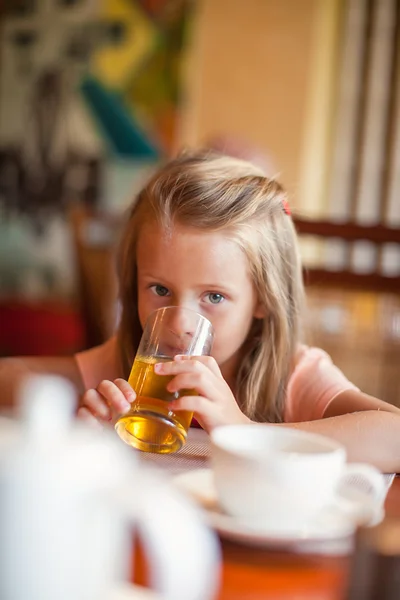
[117,150,304,423]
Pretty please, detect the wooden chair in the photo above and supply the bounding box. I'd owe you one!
[293,216,400,292]
[293,216,400,407]
[69,206,119,349]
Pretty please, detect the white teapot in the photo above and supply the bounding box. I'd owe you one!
[0,376,220,600]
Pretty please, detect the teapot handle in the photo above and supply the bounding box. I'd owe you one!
[122,468,220,600]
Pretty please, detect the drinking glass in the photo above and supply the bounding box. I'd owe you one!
[115,306,214,453]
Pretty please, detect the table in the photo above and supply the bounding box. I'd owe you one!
[132,430,399,599]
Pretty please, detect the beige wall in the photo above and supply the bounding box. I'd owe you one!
[179,0,341,211]
[179,0,318,200]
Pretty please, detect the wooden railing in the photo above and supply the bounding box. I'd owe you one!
[293,216,400,292]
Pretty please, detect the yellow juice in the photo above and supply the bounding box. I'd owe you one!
[114,356,194,453]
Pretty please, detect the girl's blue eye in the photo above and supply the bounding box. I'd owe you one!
[207,293,224,305]
[152,285,170,297]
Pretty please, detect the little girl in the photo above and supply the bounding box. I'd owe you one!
[2,151,400,471]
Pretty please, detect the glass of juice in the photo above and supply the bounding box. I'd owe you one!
[115,306,214,454]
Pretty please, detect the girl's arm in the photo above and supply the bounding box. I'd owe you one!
[323,388,400,417]
[153,357,400,472]
[288,390,400,472]
[0,356,84,409]
[281,348,400,471]
[283,409,400,472]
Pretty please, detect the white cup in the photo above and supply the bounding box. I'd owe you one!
[210,425,386,533]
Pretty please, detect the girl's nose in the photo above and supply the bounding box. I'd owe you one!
[167,306,197,338]
[159,306,213,357]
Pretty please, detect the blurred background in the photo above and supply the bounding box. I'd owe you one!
[0,0,399,405]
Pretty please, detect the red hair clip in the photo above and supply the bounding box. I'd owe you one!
[282,199,291,216]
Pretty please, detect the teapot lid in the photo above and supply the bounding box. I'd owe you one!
[19,375,76,439]
[0,374,73,454]
[0,374,133,489]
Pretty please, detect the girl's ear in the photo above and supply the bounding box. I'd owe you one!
[253,299,267,319]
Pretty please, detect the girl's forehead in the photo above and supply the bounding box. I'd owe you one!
[136,220,252,281]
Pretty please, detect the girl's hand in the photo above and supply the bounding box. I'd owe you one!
[155,356,251,433]
[77,378,134,428]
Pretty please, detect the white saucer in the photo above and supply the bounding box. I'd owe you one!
[173,469,384,553]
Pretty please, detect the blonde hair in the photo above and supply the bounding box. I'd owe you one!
[117,150,304,423]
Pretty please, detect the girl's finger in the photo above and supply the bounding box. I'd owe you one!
[81,388,112,421]
[156,358,210,378]
[169,394,209,413]
[77,407,104,430]
[96,379,132,414]
[175,355,222,378]
[168,395,219,433]
[166,371,219,401]
[113,378,137,402]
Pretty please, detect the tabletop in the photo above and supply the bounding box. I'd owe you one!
[131,429,399,600]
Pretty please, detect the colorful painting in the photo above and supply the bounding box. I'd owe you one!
[83,0,193,156]
[0,0,194,303]
[0,0,194,217]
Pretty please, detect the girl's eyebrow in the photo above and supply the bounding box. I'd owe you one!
[140,272,169,282]
[140,272,236,294]
[196,283,235,293]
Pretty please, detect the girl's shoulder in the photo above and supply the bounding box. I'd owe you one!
[284,344,359,423]
[75,336,122,391]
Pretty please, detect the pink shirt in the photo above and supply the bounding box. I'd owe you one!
[75,337,358,423]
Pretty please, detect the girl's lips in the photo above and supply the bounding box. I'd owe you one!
[165,345,187,357]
